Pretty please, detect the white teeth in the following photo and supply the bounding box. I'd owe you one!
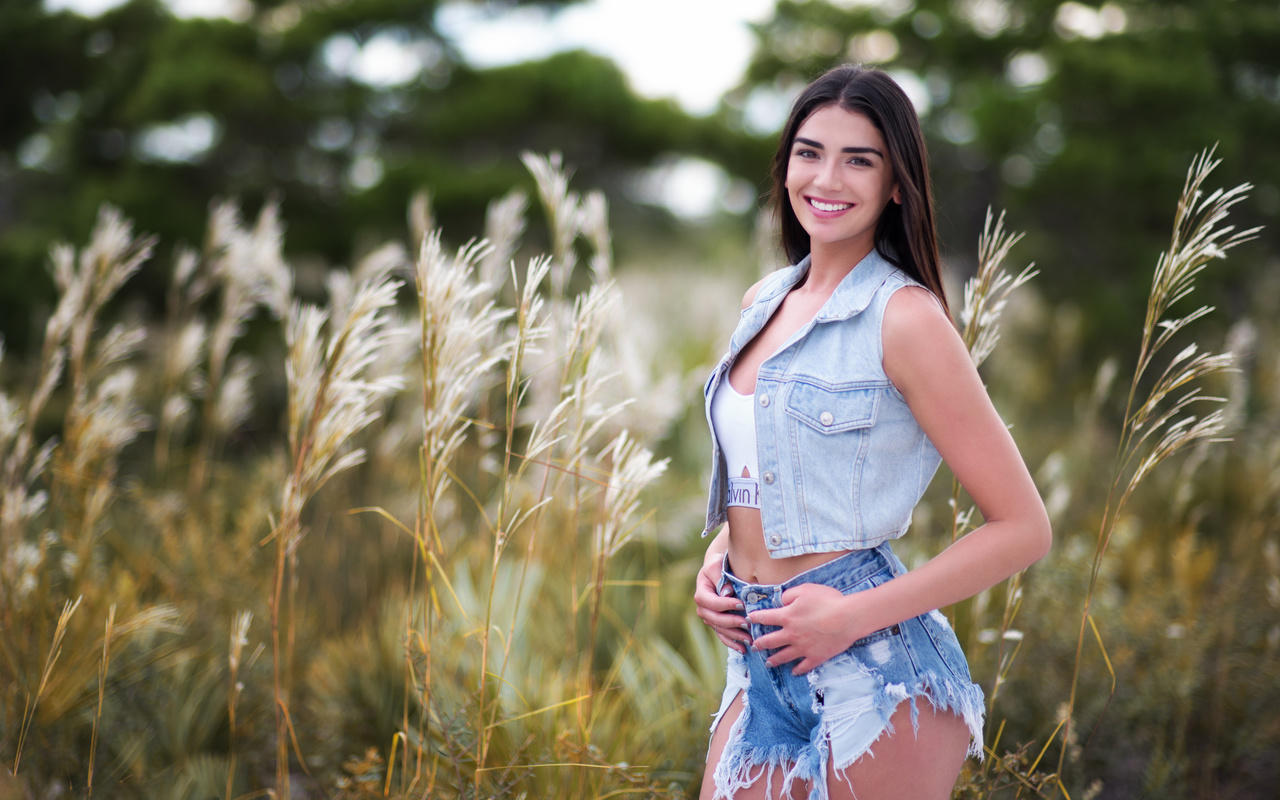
[810,199,851,212]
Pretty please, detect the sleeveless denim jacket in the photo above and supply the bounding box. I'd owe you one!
[701,248,943,557]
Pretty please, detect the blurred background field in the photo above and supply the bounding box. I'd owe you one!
[1,1,1278,798]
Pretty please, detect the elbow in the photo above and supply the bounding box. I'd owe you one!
[1027,508,1053,565]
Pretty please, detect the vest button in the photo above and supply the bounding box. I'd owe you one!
[820,411,834,426]
[758,393,770,407]
[769,533,782,546]
[762,471,775,484]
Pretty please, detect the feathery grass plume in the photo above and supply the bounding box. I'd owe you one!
[1055,148,1260,791]
[272,271,405,799]
[59,365,151,562]
[959,208,1039,370]
[14,209,154,606]
[1,207,154,567]
[480,188,529,291]
[154,245,211,469]
[520,151,583,298]
[191,199,291,491]
[947,208,1035,546]
[585,431,668,687]
[579,190,613,283]
[414,233,511,526]
[408,189,434,255]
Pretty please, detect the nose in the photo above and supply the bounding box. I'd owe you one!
[813,158,843,192]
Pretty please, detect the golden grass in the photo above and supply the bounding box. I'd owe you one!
[0,150,1273,799]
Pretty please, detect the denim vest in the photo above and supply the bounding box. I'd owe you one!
[702,249,942,557]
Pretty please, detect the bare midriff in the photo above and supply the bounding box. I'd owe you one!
[725,506,851,585]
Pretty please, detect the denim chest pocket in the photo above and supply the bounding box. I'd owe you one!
[779,383,882,538]
[783,383,879,434]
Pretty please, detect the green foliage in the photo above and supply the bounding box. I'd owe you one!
[0,0,768,353]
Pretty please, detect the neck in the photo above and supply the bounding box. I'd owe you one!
[802,238,875,293]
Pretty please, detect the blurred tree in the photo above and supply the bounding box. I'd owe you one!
[730,0,1280,347]
[0,0,770,350]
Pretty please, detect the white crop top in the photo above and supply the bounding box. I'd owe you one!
[709,378,760,509]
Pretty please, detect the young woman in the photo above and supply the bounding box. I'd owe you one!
[693,65,1052,800]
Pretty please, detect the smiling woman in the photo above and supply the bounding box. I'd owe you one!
[692,64,1051,800]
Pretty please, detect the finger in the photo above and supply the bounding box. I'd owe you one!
[764,646,799,667]
[791,658,815,676]
[746,607,783,627]
[714,630,748,654]
[698,594,744,613]
[714,624,752,645]
[697,605,747,628]
[750,629,788,652]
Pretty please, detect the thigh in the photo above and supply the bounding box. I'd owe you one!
[827,698,970,800]
[701,691,797,800]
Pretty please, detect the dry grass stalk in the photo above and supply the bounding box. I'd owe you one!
[86,603,114,798]
[1055,148,1260,789]
[12,595,82,774]
[272,270,405,799]
[943,208,1039,786]
[226,610,252,800]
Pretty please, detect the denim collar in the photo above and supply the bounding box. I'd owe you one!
[757,248,899,323]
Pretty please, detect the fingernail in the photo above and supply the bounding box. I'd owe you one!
[739,622,750,631]
[735,602,745,611]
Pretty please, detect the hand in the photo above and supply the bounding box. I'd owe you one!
[748,583,862,675]
[693,557,751,654]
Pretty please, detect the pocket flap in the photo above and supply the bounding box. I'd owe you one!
[784,383,878,433]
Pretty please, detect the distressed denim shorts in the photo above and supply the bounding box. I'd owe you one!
[709,544,985,800]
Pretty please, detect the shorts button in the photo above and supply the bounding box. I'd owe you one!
[769,533,782,546]
[758,393,770,407]
[762,471,774,484]
[819,411,834,426]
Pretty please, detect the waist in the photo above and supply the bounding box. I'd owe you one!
[719,543,898,596]
[725,506,853,583]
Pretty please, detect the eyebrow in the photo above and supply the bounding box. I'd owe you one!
[793,137,884,158]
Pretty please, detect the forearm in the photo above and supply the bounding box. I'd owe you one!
[848,516,1050,638]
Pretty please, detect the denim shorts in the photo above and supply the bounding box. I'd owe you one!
[709,544,985,800]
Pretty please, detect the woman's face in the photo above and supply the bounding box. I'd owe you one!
[785,104,899,261]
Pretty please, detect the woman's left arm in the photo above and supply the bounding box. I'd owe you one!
[750,286,1051,674]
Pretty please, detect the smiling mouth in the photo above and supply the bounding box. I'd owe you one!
[807,197,853,212]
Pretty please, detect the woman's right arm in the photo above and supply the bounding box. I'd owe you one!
[694,527,751,653]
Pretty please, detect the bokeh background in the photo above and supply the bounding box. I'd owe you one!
[2,1,1278,798]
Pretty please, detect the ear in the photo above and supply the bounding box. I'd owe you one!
[891,183,902,205]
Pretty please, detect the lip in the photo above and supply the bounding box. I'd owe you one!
[804,196,854,216]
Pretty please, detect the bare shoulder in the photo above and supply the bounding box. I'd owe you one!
[882,285,968,391]
[742,275,772,310]
[883,285,956,346]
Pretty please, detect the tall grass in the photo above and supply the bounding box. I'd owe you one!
[0,149,1273,799]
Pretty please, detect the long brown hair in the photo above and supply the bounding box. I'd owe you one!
[771,64,948,314]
